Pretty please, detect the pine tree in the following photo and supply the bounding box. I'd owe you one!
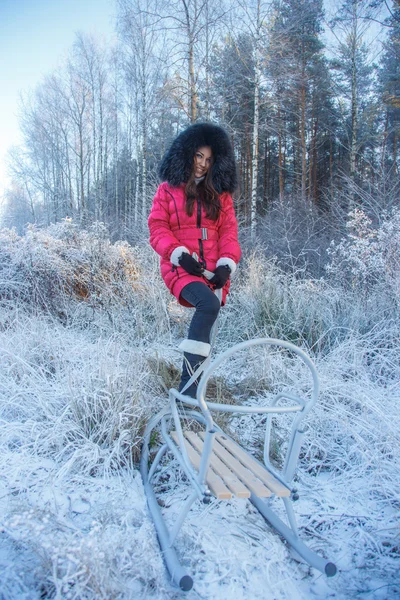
[330,0,374,194]
[269,0,326,200]
[379,6,400,176]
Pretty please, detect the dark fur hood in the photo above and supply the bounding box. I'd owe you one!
[159,122,237,194]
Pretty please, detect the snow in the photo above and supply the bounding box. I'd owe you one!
[0,223,399,599]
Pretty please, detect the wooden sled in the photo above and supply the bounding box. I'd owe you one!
[140,338,337,591]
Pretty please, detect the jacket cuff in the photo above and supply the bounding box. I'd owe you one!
[216,257,237,276]
[170,246,190,266]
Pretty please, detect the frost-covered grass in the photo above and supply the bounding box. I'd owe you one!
[0,220,399,599]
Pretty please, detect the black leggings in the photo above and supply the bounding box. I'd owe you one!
[180,281,221,344]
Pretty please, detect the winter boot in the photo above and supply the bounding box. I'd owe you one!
[178,352,206,399]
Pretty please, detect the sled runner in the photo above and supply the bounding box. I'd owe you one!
[140,337,337,591]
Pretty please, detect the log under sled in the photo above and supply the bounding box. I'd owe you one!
[140,338,337,591]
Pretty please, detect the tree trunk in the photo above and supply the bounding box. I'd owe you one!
[349,1,358,207]
[188,33,197,122]
[381,109,389,170]
[263,140,268,210]
[79,118,85,214]
[278,103,284,202]
[181,0,197,123]
[205,0,210,120]
[142,123,147,228]
[350,46,358,181]
[300,50,307,200]
[311,118,318,202]
[250,26,261,238]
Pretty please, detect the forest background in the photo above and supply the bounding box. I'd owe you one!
[1,0,399,268]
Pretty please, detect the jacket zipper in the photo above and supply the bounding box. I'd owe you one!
[197,197,201,228]
[197,198,206,269]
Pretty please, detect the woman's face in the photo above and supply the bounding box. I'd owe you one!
[193,146,212,178]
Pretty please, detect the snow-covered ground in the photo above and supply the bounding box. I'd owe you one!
[0,223,399,599]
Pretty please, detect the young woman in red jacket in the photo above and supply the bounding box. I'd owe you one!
[148,123,241,397]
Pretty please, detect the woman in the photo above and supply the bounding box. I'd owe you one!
[148,122,241,397]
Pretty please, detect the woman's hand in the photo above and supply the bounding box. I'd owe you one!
[210,265,231,289]
[178,253,204,276]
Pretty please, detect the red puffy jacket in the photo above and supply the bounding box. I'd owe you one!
[148,182,241,306]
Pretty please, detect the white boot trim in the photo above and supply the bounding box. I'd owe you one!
[178,339,211,357]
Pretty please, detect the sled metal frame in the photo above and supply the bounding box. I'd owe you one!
[140,338,337,591]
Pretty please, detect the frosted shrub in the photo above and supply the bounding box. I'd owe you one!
[0,227,30,307]
[0,220,175,345]
[0,220,141,316]
[377,209,400,301]
[223,251,370,353]
[326,207,400,307]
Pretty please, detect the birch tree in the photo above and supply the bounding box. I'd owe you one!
[148,0,227,123]
[118,0,165,227]
[250,0,262,238]
[232,0,272,236]
[17,77,75,222]
[73,34,109,220]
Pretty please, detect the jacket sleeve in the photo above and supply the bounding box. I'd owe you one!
[217,193,241,275]
[148,184,189,263]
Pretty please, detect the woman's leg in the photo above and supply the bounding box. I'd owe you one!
[178,282,221,397]
[181,282,221,347]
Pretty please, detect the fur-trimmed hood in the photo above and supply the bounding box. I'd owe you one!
[159,122,237,194]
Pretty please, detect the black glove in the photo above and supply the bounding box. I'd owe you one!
[210,265,231,289]
[178,252,204,276]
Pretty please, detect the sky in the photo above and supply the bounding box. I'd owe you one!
[0,0,117,199]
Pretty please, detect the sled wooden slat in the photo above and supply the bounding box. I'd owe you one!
[199,433,291,498]
[196,432,272,498]
[170,432,232,500]
[213,433,291,497]
[184,431,251,499]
